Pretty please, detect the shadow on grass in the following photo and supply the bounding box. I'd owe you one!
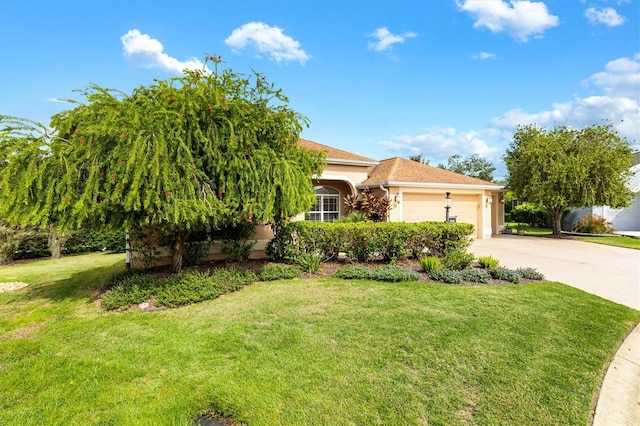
[16,254,126,303]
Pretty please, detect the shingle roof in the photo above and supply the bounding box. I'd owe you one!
[298,139,378,164]
[362,157,499,187]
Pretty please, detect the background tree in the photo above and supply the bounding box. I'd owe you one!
[409,154,429,164]
[0,57,325,272]
[438,154,495,182]
[504,123,633,235]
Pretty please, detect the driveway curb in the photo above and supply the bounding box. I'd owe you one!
[593,323,640,426]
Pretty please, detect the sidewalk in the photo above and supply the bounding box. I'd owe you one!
[593,323,640,426]
[470,235,640,425]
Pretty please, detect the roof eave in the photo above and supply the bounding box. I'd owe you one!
[358,181,505,191]
[327,158,379,167]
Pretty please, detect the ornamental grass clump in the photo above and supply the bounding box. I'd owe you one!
[295,252,322,273]
[477,255,499,269]
[442,250,475,270]
[420,256,441,274]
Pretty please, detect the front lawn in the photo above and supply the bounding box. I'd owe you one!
[574,235,640,250]
[1,253,639,425]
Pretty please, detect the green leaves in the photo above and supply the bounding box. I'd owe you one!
[0,57,325,271]
[505,123,634,234]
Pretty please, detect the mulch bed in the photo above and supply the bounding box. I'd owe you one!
[151,257,542,286]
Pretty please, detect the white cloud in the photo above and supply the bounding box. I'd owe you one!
[379,127,502,165]
[457,0,559,42]
[47,98,70,103]
[584,54,640,98]
[225,22,310,64]
[367,27,417,52]
[492,54,640,146]
[121,29,206,74]
[585,7,626,27]
[472,51,496,60]
[378,53,640,171]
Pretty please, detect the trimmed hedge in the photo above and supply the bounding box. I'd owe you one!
[266,221,474,262]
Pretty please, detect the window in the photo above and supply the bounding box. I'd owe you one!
[305,186,340,222]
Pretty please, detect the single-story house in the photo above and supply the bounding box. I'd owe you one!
[564,152,640,232]
[134,139,506,265]
[296,139,506,239]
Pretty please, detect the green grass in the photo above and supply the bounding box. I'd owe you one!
[574,235,640,250]
[505,222,552,236]
[1,254,639,425]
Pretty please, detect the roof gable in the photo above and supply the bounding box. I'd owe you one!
[298,139,378,165]
[363,157,499,187]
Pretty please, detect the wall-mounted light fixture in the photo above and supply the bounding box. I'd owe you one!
[394,192,401,204]
[444,192,452,222]
[485,195,493,206]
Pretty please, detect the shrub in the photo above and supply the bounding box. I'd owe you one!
[489,267,521,284]
[103,268,146,290]
[429,268,462,284]
[333,265,372,280]
[516,267,545,281]
[65,229,127,254]
[420,256,441,274]
[336,211,366,223]
[442,250,475,270]
[477,255,499,269]
[183,241,212,267]
[101,266,257,311]
[370,265,419,282]
[295,252,322,273]
[572,214,615,234]
[156,271,221,308]
[14,232,50,259]
[210,266,257,292]
[101,274,160,310]
[267,221,475,262]
[510,203,548,228]
[460,268,490,284]
[259,264,302,281]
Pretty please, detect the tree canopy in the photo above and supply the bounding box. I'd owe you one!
[504,123,633,235]
[408,154,429,164]
[438,154,495,182]
[0,56,325,271]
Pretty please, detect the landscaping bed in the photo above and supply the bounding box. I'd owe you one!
[150,257,542,285]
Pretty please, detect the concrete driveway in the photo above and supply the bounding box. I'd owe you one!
[470,234,640,310]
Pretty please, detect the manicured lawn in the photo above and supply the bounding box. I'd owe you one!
[504,222,552,236]
[1,254,639,425]
[575,235,640,250]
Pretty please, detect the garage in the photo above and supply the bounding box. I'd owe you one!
[402,193,481,237]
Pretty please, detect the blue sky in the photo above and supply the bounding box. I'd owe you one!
[1,0,638,179]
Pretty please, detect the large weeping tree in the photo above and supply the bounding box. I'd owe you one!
[504,123,633,235]
[0,56,325,272]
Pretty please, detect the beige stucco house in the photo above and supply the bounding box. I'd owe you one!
[297,139,506,239]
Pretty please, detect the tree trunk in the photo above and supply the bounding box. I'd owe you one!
[47,227,65,259]
[548,206,564,235]
[171,229,189,273]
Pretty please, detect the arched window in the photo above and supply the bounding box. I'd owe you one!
[305,186,340,222]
